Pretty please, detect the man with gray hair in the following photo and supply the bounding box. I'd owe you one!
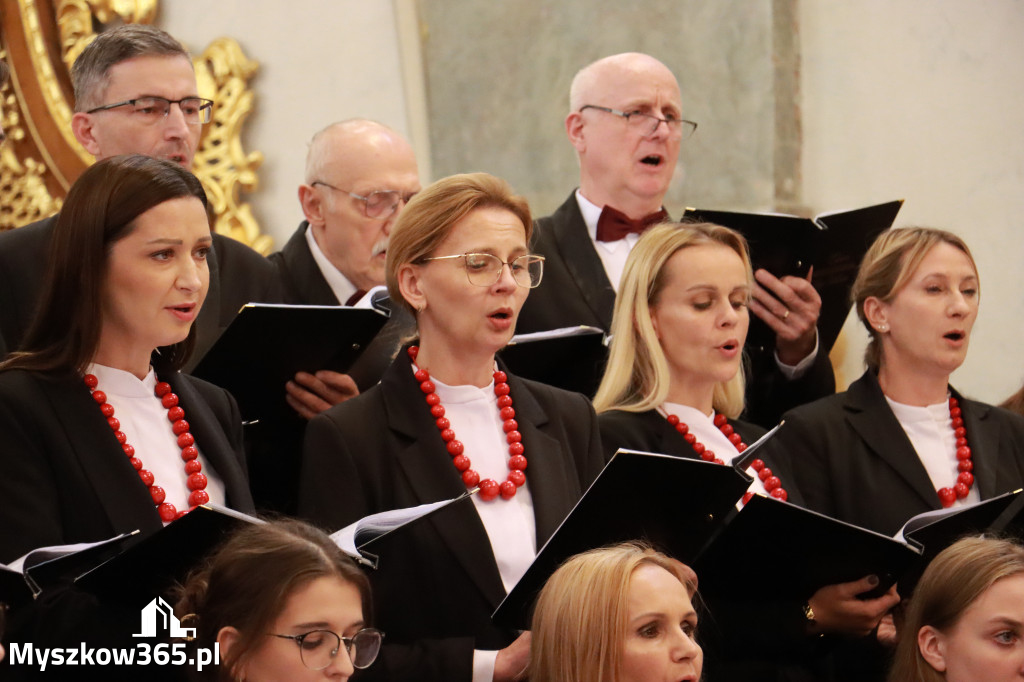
[518,52,834,425]
[0,24,277,363]
[271,119,420,411]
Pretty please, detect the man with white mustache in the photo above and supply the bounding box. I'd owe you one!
[271,119,421,411]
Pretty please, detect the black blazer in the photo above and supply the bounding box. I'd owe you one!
[0,215,280,368]
[299,349,604,682]
[598,407,766,463]
[516,192,836,427]
[0,368,254,563]
[763,370,1024,536]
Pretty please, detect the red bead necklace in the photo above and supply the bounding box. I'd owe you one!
[407,346,527,502]
[84,374,210,522]
[938,396,974,508]
[664,410,788,505]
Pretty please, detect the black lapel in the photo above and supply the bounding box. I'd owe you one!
[547,194,616,329]
[956,391,1001,500]
[380,351,507,608]
[166,372,251,511]
[37,373,163,536]
[278,222,341,305]
[844,372,939,509]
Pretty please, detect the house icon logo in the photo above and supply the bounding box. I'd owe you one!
[133,596,196,639]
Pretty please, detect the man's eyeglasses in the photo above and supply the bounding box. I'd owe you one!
[270,627,384,671]
[579,104,697,139]
[86,97,214,125]
[312,182,418,220]
[419,253,545,288]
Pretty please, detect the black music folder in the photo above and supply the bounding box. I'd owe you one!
[493,449,919,630]
[684,200,903,352]
[192,304,387,421]
[498,326,607,396]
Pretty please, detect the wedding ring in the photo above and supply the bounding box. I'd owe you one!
[781,309,790,321]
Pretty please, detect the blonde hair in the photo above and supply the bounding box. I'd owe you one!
[889,536,1024,682]
[385,172,532,316]
[593,222,752,418]
[851,227,977,372]
[529,542,697,682]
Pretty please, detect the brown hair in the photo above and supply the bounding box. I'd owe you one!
[889,536,1024,682]
[71,24,190,111]
[385,172,532,316]
[0,154,209,375]
[851,227,977,372]
[174,518,371,682]
[529,542,698,682]
[593,222,753,418]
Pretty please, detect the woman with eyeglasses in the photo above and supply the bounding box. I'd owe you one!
[299,172,605,682]
[175,519,381,681]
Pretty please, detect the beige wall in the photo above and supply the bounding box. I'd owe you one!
[800,0,1024,403]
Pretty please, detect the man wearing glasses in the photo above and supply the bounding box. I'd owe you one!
[271,119,421,407]
[0,24,277,363]
[517,52,834,426]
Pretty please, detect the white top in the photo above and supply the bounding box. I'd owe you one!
[424,369,538,682]
[574,191,816,376]
[886,396,980,508]
[661,402,770,498]
[87,364,227,522]
[305,222,359,305]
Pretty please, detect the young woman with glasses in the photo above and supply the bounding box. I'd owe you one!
[299,172,605,682]
[175,519,381,681]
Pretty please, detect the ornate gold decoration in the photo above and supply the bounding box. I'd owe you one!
[193,38,270,255]
[0,0,270,252]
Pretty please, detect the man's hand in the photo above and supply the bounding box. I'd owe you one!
[493,631,531,682]
[750,267,821,366]
[807,575,901,638]
[285,370,359,420]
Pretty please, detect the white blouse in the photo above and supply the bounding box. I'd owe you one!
[87,364,226,521]
[886,396,980,508]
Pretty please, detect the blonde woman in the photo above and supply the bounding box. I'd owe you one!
[529,542,701,682]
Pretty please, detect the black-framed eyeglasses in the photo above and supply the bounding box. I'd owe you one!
[270,627,383,671]
[419,253,545,288]
[85,97,214,125]
[579,104,697,139]
[312,182,418,220]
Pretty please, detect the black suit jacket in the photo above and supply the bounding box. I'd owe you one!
[597,407,766,463]
[299,350,604,682]
[763,370,1024,536]
[0,368,253,563]
[0,215,280,369]
[268,221,414,391]
[517,192,837,427]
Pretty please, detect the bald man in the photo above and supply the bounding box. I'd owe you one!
[518,53,834,426]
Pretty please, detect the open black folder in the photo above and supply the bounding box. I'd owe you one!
[498,326,607,396]
[493,449,919,630]
[192,304,387,422]
[683,200,903,353]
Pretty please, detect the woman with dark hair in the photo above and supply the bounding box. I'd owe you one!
[299,172,604,682]
[175,519,381,682]
[889,536,1024,682]
[0,153,253,563]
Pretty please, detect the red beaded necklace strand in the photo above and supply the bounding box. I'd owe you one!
[938,396,974,508]
[664,410,788,505]
[408,346,527,502]
[84,374,210,522]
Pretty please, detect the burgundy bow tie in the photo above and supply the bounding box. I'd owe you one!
[595,205,668,242]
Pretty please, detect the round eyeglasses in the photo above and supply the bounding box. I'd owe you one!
[312,181,418,220]
[85,97,214,125]
[419,253,545,288]
[271,627,383,671]
[579,104,697,139]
